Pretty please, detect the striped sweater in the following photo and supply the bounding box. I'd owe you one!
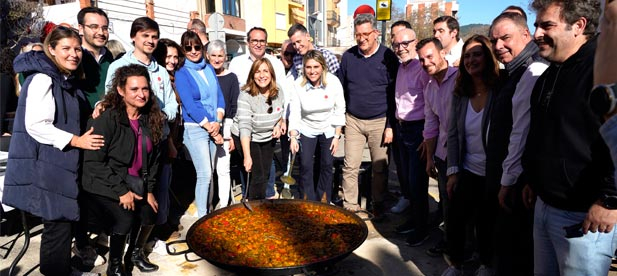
[232,90,284,142]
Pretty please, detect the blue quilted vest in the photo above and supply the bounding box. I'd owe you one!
[3,51,87,221]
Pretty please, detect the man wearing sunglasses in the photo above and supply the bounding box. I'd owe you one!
[337,13,398,222]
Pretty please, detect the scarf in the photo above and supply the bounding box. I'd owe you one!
[505,42,539,74]
[184,58,219,121]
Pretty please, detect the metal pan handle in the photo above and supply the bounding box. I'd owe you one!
[165,240,203,262]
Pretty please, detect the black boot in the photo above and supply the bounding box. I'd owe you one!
[128,225,159,272]
[106,234,127,276]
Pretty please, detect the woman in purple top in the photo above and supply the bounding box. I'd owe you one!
[82,64,164,275]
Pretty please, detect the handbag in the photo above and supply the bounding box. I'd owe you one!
[125,127,148,197]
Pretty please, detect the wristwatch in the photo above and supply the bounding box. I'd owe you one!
[334,134,341,139]
[601,194,617,210]
[589,83,617,116]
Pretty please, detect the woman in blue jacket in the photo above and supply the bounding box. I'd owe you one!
[175,31,225,217]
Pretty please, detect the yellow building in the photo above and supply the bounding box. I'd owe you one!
[261,0,307,47]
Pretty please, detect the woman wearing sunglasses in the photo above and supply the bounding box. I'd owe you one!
[288,50,345,203]
[231,58,285,200]
[175,31,225,217]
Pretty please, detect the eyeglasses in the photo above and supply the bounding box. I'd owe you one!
[266,98,273,114]
[184,44,202,52]
[249,39,267,46]
[392,39,416,50]
[83,24,110,32]
[354,31,375,40]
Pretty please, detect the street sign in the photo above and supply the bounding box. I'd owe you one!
[376,0,391,21]
[208,12,225,31]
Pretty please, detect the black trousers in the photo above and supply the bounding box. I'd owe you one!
[298,134,334,203]
[232,135,275,199]
[40,219,72,275]
[494,182,534,275]
[446,170,497,266]
[84,192,156,235]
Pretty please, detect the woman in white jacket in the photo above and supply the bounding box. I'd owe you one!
[288,50,345,203]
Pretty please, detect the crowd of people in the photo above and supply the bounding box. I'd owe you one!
[3,0,617,275]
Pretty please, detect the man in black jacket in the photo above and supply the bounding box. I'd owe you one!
[487,11,548,275]
[523,1,617,275]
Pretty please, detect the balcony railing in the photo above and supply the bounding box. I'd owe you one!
[326,10,339,27]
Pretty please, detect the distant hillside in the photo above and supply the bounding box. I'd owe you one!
[460,24,491,39]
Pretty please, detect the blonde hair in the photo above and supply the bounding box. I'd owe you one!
[300,50,328,87]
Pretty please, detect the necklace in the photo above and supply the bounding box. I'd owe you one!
[538,65,562,111]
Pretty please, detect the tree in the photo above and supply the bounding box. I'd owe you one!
[0,0,44,74]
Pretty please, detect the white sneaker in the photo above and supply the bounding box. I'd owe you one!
[390,197,410,213]
[475,265,496,276]
[441,266,463,276]
[152,239,169,256]
[72,245,106,266]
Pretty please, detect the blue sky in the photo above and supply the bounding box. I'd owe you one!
[347,0,536,31]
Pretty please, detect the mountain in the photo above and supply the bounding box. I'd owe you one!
[460,24,491,39]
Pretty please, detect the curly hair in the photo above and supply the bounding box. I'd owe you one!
[531,0,600,39]
[453,35,501,98]
[101,64,164,144]
[241,58,279,101]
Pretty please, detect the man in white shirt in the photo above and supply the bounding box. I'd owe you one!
[487,11,548,275]
[433,16,464,67]
[229,27,285,88]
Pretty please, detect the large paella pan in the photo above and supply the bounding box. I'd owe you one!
[183,199,368,275]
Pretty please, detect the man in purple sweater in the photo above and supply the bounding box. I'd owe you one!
[337,13,398,221]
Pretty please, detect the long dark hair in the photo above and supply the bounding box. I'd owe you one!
[241,58,279,101]
[453,35,500,97]
[101,64,164,144]
[153,38,185,73]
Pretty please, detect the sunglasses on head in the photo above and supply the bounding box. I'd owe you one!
[184,44,202,52]
[266,98,273,114]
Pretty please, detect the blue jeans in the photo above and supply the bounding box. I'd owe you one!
[534,198,617,275]
[183,124,216,217]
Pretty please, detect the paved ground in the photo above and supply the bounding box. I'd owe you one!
[1,181,451,276]
[3,140,617,276]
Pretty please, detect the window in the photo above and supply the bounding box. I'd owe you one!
[223,0,241,17]
[275,13,285,30]
[206,0,215,14]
